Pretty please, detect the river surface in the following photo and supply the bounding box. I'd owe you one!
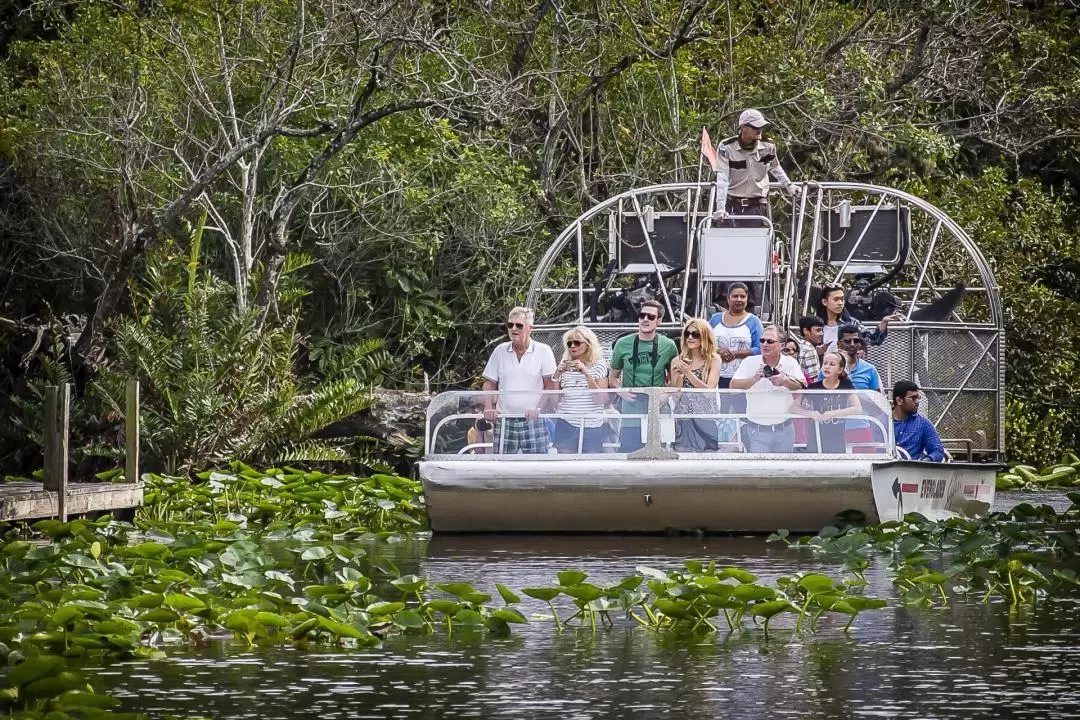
[97,492,1080,719]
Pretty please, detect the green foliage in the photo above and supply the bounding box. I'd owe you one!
[88,238,389,475]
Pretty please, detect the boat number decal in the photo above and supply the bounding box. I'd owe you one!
[920,477,946,499]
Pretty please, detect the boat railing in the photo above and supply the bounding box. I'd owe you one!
[425,388,894,460]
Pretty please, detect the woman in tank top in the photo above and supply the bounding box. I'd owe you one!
[668,318,722,452]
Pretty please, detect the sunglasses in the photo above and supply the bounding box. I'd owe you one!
[506,321,526,330]
[638,312,658,321]
[761,338,779,345]
[682,329,701,339]
[566,339,584,348]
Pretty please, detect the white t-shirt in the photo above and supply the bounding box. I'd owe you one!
[482,340,558,415]
[711,315,754,378]
[822,324,839,349]
[731,354,805,426]
[556,361,608,428]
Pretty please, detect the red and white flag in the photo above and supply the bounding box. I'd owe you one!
[700,127,719,171]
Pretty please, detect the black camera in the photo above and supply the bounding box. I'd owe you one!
[475,418,493,432]
[762,365,778,378]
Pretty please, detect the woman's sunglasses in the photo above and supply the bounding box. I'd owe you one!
[566,339,585,348]
[682,329,701,339]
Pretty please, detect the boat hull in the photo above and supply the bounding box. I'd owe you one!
[420,458,997,533]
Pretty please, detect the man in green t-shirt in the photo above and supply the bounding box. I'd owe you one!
[608,299,679,451]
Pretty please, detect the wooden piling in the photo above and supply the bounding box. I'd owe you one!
[42,384,71,520]
[125,380,140,484]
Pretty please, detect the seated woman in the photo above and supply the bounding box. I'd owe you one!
[668,317,722,452]
[551,326,609,453]
[791,351,861,453]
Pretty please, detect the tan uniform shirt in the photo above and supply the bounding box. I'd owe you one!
[714,137,792,210]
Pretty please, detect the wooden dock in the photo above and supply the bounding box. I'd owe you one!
[2,380,145,522]
[0,481,144,522]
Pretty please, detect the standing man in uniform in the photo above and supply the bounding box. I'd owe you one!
[714,109,798,220]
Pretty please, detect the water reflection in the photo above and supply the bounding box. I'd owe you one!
[99,518,1080,719]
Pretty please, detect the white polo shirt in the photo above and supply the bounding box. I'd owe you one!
[731,354,805,426]
[482,339,557,415]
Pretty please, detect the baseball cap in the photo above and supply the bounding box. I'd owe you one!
[738,109,769,129]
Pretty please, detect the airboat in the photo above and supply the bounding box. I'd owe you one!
[419,179,1002,532]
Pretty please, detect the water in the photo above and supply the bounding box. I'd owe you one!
[97,518,1080,720]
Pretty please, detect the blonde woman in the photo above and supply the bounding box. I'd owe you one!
[668,318,722,452]
[551,327,609,453]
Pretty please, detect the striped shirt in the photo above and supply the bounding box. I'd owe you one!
[556,361,608,428]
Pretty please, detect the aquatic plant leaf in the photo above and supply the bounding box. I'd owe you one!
[288,617,319,639]
[716,568,757,584]
[829,601,857,615]
[495,583,521,605]
[730,585,776,603]
[20,670,84,701]
[49,606,82,628]
[92,619,140,635]
[165,594,206,613]
[126,593,165,609]
[844,598,887,611]
[390,575,426,594]
[462,592,492,605]
[3,540,31,557]
[798,574,835,595]
[137,609,180,623]
[652,598,690,618]
[555,570,586,587]
[615,576,644,591]
[9,654,66,688]
[522,587,560,602]
[425,600,461,615]
[365,602,405,616]
[57,690,120,709]
[684,560,703,574]
[491,608,528,624]
[316,617,370,641]
[128,542,170,559]
[300,546,332,561]
[635,566,670,582]
[453,609,484,626]
[561,584,602,602]
[393,610,427,629]
[255,612,290,628]
[750,600,794,619]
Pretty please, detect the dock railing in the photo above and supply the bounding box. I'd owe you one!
[425,387,893,460]
[28,380,142,521]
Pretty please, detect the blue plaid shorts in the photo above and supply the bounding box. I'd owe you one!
[493,418,549,454]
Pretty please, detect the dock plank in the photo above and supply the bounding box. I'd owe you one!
[0,481,144,522]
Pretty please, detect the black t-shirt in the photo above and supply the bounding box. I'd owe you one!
[803,378,855,414]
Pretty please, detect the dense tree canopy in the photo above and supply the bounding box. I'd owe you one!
[0,0,1077,469]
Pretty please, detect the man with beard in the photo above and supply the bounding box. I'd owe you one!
[609,300,679,452]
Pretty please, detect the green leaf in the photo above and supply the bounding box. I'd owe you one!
[491,608,528,624]
[798,574,836,595]
[137,608,180,623]
[495,583,521,605]
[9,655,65,688]
[557,570,588,586]
[435,582,476,599]
[165,594,206,613]
[366,601,405,616]
[522,587,561,602]
[393,610,427,629]
[750,600,793,619]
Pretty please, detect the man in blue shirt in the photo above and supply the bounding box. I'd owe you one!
[891,381,945,462]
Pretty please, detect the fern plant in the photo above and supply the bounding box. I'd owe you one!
[89,234,390,475]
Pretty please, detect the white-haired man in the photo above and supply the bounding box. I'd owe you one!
[481,307,558,454]
[730,325,805,453]
[714,108,797,220]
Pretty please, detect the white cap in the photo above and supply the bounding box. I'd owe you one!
[738,109,769,129]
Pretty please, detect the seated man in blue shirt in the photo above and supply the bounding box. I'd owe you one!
[891,381,945,462]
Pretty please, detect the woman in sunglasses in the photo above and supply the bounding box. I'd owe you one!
[669,318,722,451]
[551,326,609,453]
